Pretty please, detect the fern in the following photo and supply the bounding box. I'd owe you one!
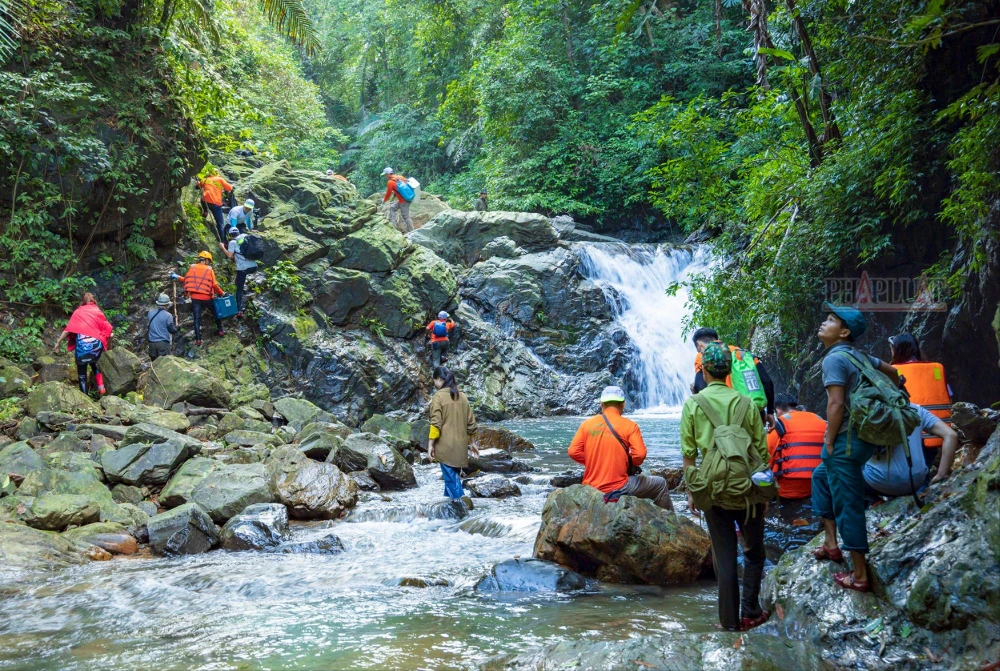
[0,0,24,59]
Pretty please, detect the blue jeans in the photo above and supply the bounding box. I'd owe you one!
[440,463,464,499]
[811,429,876,553]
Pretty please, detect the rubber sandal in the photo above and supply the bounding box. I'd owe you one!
[812,545,844,562]
[833,571,871,593]
[740,610,770,631]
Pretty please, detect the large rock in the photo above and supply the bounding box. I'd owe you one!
[408,192,450,230]
[101,440,190,486]
[271,457,357,520]
[96,347,142,396]
[476,426,535,452]
[275,533,346,554]
[223,430,283,448]
[62,522,138,555]
[25,381,100,418]
[468,449,532,474]
[159,457,218,508]
[533,485,711,586]
[17,468,114,510]
[465,474,521,499]
[273,397,331,431]
[147,502,220,555]
[46,452,103,482]
[762,429,1000,669]
[0,364,32,396]
[21,493,101,530]
[220,502,290,551]
[190,462,276,523]
[409,210,560,267]
[123,423,201,451]
[343,433,416,490]
[0,523,89,567]
[122,406,191,433]
[41,432,89,455]
[329,218,408,273]
[139,356,231,409]
[360,414,429,451]
[0,442,46,479]
[368,245,457,338]
[475,558,587,593]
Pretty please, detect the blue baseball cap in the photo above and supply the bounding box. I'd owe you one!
[823,301,867,340]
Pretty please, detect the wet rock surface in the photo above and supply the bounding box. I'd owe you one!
[147,502,220,556]
[220,503,290,551]
[475,558,586,593]
[465,474,521,499]
[533,484,712,586]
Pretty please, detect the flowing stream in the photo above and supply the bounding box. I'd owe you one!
[577,244,710,410]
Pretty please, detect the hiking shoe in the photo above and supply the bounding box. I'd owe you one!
[740,610,770,631]
[236,312,243,318]
[195,340,203,346]
[217,330,225,337]
[97,385,106,395]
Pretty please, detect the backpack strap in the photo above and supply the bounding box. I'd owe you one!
[691,393,723,429]
[601,412,638,475]
[732,395,751,428]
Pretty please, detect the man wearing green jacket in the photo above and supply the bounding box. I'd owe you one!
[681,341,770,632]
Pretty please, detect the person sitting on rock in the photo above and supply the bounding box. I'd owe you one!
[147,293,178,361]
[767,392,826,500]
[680,342,769,631]
[53,292,114,395]
[474,189,488,212]
[171,251,225,346]
[426,311,456,368]
[567,386,673,509]
[428,367,479,501]
[863,402,958,498]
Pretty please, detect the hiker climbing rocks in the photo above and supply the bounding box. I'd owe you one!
[568,386,673,510]
[147,293,178,360]
[171,251,225,346]
[428,367,479,501]
[227,198,255,232]
[197,169,235,241]
[382,166,415,232]
[890,332,953,465]
[426,311,456,368]
[53,293,113,395]
[811,302,912,594]
[681,341,772,632]
[767,393,826,500]
[474,189,489,212]
[863,401,958,497]
[219,226,259,316]
[691,327,776,428]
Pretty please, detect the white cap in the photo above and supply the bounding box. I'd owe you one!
[382,167,394,176]
[600,386,626,403]
[244,199,255,208]
[326,169,334,175]
[438,311,449,320]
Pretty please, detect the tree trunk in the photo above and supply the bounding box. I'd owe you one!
[784,0,840,143]
[715,0,723,58]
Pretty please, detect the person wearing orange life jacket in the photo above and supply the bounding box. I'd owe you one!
[196,170,235,241]
[171,251,225,346]
[426,311,456,368]
[382,166,414,232]
[766,393,827,500]
[691,327,776,428]
[889,333,953,463]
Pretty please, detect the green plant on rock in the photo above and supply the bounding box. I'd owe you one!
[262,260,309,308]
[360,317,388,341]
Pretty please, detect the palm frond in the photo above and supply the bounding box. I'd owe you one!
[176,0,221,45]
[0,0,26,60]
[257,0,320,55]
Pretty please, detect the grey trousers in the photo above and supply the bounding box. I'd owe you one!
[621,474,674,510]
[390,200,413,232]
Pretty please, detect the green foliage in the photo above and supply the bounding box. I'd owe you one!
[360,316,387,340]
[0,397,22,422]
[262,260,309,307]
[0,314,46,362]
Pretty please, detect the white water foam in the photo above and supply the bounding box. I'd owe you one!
[577,243,710,412]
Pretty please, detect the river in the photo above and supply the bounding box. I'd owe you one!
[0,413,738,671]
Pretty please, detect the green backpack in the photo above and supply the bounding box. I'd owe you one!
[729,348,768,410]
[684,394,774,515]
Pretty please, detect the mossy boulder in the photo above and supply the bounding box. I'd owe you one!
[122,405,191,432]
[270,455,357,520]
[409,210,559,266]
[307,265,372,325]
[0,442,47,478]
[160,457,218,508]
[139,356,231,409]
[63,522,138,555]
[361,414,429,451]
[223,430,284,448]
[25,381,100,419]
[371,246,458,338]
[46,452,103,482]
[96,347,142,396]
[123,423,201,452]
[329,219,409,273]
[273,397,333,431]
[0,523,89,567]
[0,365,32,396]
[190,462,276,523]
[22,493,102,531]
[101,439,190,486]
[343,433,416,490]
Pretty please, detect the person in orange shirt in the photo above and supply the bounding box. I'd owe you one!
[567,386,673,509]
[171,251,225,345]
[766,393,826,500]
[197,170,234,241]
[426,311,457,368]
[382,166,414,232]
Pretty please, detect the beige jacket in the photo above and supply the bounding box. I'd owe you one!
[429,389,478,468]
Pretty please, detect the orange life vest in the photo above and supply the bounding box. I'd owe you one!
[426,319,454,343]
[894,361,951,448]
[770,410,826,484]
[182,263,221,300]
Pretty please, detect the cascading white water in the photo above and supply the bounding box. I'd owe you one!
[578,243,710,411]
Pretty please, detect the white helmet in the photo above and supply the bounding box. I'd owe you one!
[381,167,394,176]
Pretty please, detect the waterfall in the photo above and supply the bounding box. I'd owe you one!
[577,243,710,411]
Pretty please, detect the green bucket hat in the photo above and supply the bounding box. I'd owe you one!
[702,341,732,377]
